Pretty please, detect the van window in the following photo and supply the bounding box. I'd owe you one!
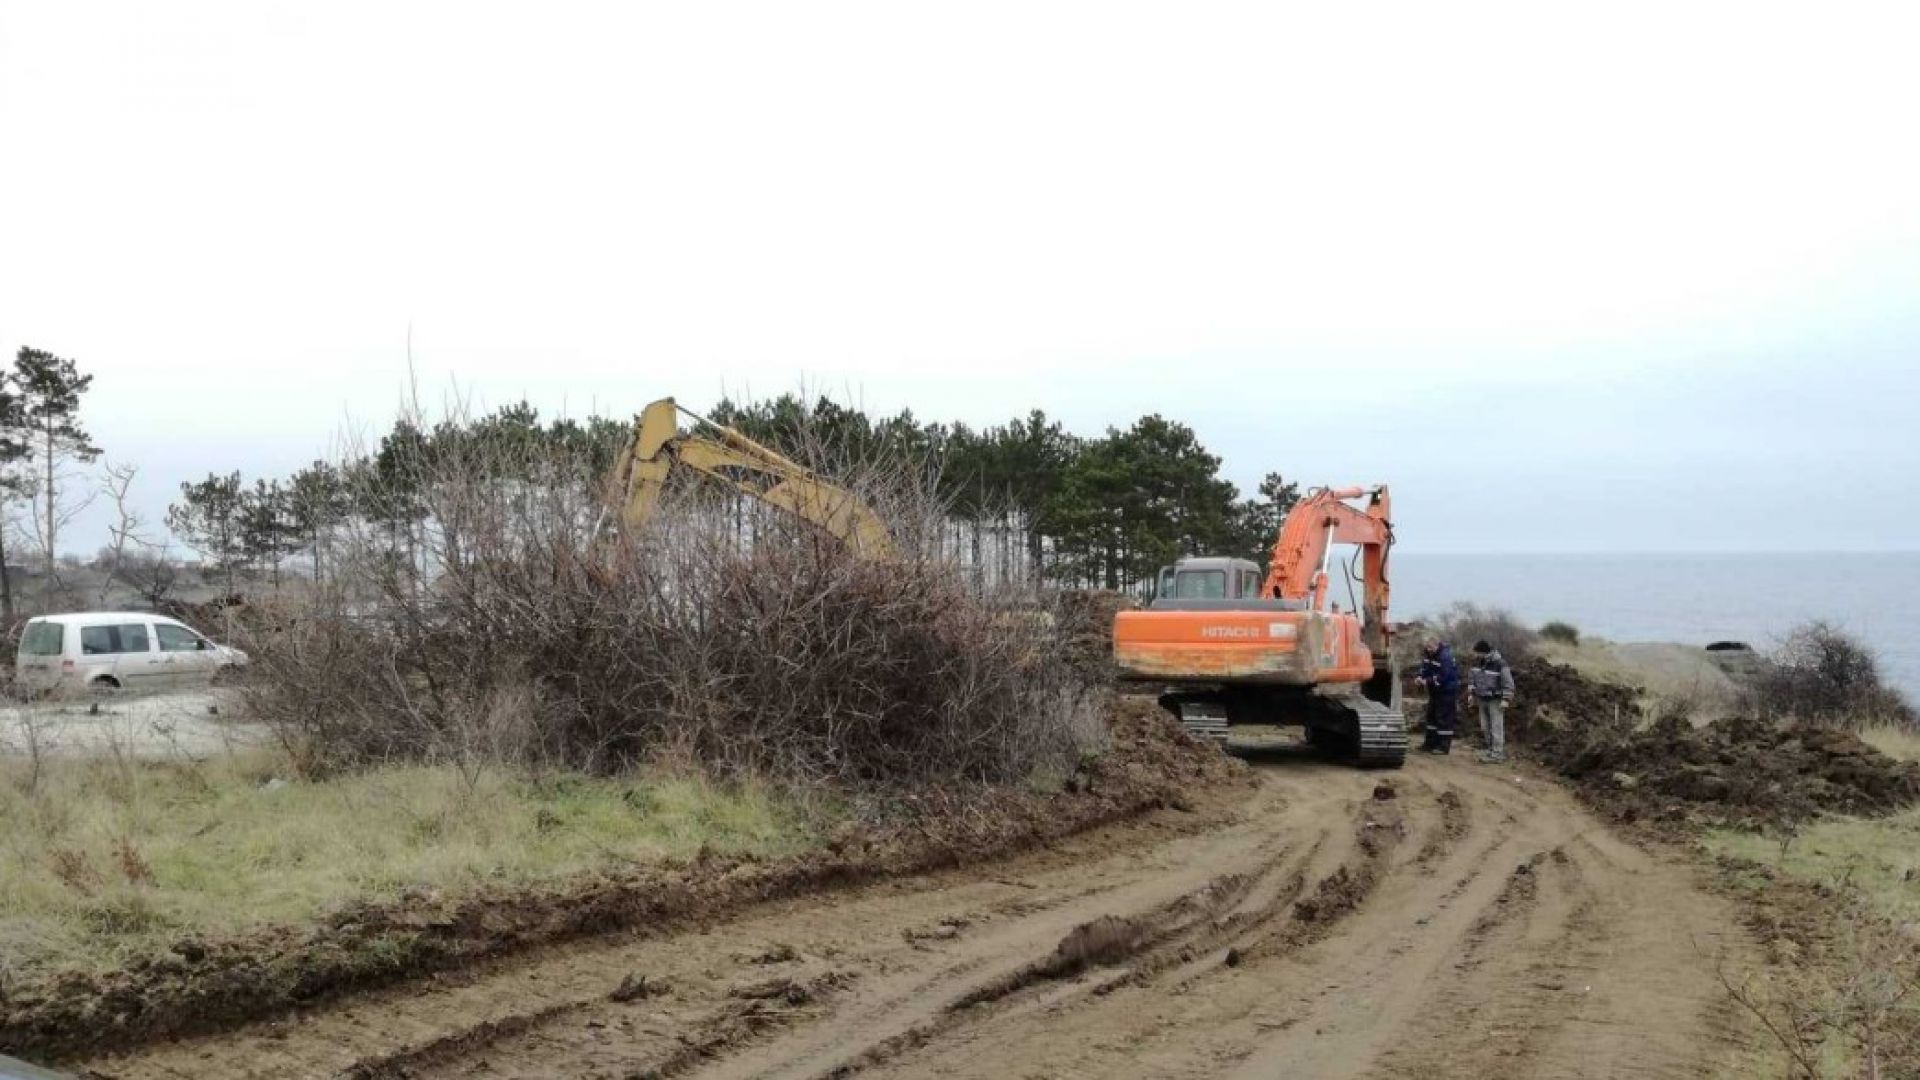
[155,623,203,653]
[20,621,63,656]
[80,624,153,655]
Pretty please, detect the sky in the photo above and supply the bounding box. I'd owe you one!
[1,1,1916,556]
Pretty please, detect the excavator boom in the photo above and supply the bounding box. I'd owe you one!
[610,398,893,556]
[1263,485,1393,653]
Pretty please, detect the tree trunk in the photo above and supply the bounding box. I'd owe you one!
[42,421,55,584]
[0,524,12,620]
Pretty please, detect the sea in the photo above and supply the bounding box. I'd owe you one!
[1388,552,1920,702]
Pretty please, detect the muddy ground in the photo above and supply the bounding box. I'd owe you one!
[0,689,269,760]
[72,736,1751,1080]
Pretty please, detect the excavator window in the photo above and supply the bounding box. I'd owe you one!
[1171,569,1227,599]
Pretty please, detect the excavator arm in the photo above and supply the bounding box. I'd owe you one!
[610,398,893,556]
[1263,485,1393,652]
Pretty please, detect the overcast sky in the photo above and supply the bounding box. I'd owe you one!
[2,1,1916,556]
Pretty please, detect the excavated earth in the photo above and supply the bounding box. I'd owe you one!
[65,721,1754,1080]
[1509,657,1920,828]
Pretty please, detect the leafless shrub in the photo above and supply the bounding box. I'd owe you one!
[1431,602,1539,664]
[238,402,1103,787]
[1754,622,1917,730]
[1717,900,1920,1079]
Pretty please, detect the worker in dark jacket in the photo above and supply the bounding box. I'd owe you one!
[1416,641,1461,754]
[1469,640,1517,763]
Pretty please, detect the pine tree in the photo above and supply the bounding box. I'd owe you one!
[167,472,247,590]
[12,347,100,592]
[0,381,32,618]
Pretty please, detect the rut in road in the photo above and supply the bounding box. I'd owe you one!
[87,751,1750,1080]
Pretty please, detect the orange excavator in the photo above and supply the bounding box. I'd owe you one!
[1112,485,1404,766]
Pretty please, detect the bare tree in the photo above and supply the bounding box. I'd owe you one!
[115,544,182,610]
[92,462,145,608]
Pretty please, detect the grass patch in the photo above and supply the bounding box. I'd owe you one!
[0,751,823,979]
[1705,809,1920,923]
[1862,723,1920,763]
[1536,637,1740,720]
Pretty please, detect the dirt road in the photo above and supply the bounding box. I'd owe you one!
[87,746,1749,1080]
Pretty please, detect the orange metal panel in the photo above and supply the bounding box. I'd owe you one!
[1113,609,1374,686]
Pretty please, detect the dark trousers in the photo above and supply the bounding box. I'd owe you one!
[1422,692,1458,753]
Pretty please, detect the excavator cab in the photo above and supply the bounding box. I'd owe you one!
[1153,557,1265,603]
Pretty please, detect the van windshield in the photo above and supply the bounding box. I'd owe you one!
[1171,569,1228,599]
[20,621,62,656]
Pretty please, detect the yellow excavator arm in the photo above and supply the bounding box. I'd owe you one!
[611,398,893,557]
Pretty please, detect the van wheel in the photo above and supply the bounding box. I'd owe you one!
[89,676,122,695]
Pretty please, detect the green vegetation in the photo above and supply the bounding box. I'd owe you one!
[0,751,821,977]
[1539,620,1580,645]
[0,346,100,619]
[169,394,1303,595]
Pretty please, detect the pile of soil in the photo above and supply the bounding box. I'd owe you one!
[1549,713,1920,827]
[1511,658,1920,827]
[0,700,1244,1064]
[1504,656,1644,745]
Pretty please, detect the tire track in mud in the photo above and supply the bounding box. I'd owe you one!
[83,756,1749,1080]
[700,812,1354,1080]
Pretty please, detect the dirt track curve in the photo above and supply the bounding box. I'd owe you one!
[86,746,1750,1080]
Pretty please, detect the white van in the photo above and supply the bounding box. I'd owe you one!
[15,612,249,693]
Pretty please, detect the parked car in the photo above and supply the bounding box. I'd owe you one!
[14,612,249,693]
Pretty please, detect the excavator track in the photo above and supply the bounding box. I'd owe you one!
[1157,686,1407,767]
[1346,693,1409,767]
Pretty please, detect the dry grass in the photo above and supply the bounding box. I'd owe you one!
[1863,723,1920,764]
[1537,638,1741,721]
[0,749,820,980]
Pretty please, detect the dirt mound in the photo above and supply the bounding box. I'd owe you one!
[1505,656,1643,744]
[1511,658,1920,827]
[1555,714,1920,826]
[1051,914,1153,973]
[0,699,1244,1065]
